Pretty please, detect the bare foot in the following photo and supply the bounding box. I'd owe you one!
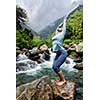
[55,80,67,86]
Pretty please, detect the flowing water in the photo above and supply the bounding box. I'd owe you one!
[16,51,83,100]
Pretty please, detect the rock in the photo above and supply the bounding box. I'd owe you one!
[29,55,40,61]
[74,58,82,63]
[64,44,70,50]
[25,52,31,58]
[16,76,76,100]
[29,48,40,61]
[51,80,76,100]
[68,44,76,51]
[16,50,22,57]
[22,48,28,52]
[67,42,83,53]
[75,42,83,53]
[16,76,53,100]
[73,63,83,70]
[68,54,77,59]
[37,59,45,64]
[42,51,50,61]
[16,63,27,72]
[39,44,48,52]
[31,47,39,54]
[16,59,37,72]
[16,54,28,61]
[65,59,70,64]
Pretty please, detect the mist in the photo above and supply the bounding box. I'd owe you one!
[16,0,83,32]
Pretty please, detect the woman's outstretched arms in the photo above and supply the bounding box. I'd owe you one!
[52,18,66,40]
[62,18,66,36]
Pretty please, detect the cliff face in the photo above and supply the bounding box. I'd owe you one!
[16,76,76,100]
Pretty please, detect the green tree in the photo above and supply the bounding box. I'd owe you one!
[65,6,83,40]
[16,5,27,30]
[16,29,33,49]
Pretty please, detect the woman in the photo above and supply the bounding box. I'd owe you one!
[52,18,68,86]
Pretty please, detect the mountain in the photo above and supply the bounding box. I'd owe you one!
[38,5,83,39]
[21,23,39,37]
[38,17,64,39]
[16,0,83,32]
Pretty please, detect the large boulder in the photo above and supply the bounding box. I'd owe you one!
[39,44,48,52]
[16,76,76,100]
[28,47,40,61]
[67,42,83,60]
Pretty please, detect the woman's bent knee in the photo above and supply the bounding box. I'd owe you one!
[65,51,68,57]
[52,65,60,72]
[62,50,68,58]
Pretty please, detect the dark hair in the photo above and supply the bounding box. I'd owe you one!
[57,28,62,32]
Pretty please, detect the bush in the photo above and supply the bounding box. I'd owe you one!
[63,39,82,45]
[16,29,33,49]
[65,6,83,40]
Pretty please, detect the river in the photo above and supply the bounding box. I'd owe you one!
[16,50,83,100]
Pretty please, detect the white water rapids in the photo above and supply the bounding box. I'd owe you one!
[16,50,78,76]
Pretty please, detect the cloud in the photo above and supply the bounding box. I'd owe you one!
[16,0,83,32]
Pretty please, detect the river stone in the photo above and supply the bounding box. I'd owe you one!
[42,52,50,61]
[37,58,45,64]
[39,44,48,52]
[22,48,28,51]
[76,42,83,53]
[16,76,76,100]
[30,47,39,55]
[16,50,22,57]
[73,63,83,70]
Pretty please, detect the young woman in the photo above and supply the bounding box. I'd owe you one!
[52,18,68,86]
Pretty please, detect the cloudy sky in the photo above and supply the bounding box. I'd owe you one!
[16,0,83,32]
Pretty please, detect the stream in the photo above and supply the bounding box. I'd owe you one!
[16,50,83,100]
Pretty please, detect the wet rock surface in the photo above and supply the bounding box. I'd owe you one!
[73,63,83,70]
[16,76,76,100]
[39,44,48,52]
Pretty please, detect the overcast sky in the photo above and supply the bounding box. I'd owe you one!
[16,0,83,32]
